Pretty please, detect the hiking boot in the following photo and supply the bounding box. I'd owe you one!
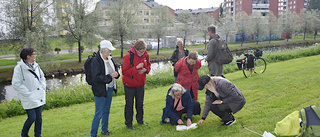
[222,119,236,126]
[138,122,148,126]
[127,126,135,130]
[101,131,114,136]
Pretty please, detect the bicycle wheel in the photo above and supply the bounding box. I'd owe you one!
[242,63,252,78]
[254,58,266,74]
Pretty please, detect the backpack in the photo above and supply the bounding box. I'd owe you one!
[300,105,320,137]
[213,38,233,64]
[84,52,96,85]
[128,50,148,67]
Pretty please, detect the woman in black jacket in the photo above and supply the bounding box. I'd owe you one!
[170,40,189,83]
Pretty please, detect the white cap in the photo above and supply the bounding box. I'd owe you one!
[100,40,115,50]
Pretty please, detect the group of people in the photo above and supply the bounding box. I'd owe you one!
[11,25,246,137]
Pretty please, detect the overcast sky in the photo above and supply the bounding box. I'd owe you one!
[155,0,224,10]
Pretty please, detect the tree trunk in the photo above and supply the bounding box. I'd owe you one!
[78,40,81,63]
[157,37,160,55]
[314,30,317,40]
[303,29,306,40]
[241,37,243,46]
[256,34,259,45]
[204,35,207,49]
[120,35,124,58]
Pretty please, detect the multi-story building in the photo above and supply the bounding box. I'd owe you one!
[223,0,308,19]
[175,7,220,21]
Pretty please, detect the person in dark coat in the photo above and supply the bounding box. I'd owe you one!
[160,83,200,126]
[170,40,189,83]
[206,25,225,78]
[197,75,246,126]
[90,40,120,137]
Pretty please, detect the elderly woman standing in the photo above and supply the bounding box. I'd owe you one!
[90,40,120,137]
[197,75,246,126]
[170,40,189,83]
[12,48,46,137]
[174,51,201,100]
[161,83,200,126]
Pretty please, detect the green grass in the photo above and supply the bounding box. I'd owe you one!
[1,54,320,137]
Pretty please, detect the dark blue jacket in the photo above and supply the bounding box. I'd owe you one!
[91,50,120,97]
[161,88,196,123]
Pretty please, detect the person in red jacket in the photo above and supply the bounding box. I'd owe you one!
[174,51,201,100]
[122,39,151,130]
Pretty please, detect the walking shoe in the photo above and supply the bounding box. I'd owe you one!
[138,122,148,126]
[127,126,135,130]
[101,131,114,136]
[223,119,236,126]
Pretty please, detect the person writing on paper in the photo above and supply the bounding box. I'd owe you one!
[197,75,246,126]
[161,83,200,126]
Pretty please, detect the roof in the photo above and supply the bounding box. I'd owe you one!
[143,0,160,8]
[175,7,219,14]
[97,0,160,9]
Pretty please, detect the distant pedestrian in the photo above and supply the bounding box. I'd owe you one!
[170,40,189,83]
[122,39,151,130]
[206,25,225,78]
[197,75,246,126]
[174,51,201,100]
[12,48,46,137]
[90,40,120,137]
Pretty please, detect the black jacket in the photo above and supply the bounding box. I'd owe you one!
[170,46,189,66]
[91,50,120,97]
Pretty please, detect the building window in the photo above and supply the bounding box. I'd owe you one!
[139,11,143,15]
[144,11,149,15]
[144,18,149,23]
[240,0,242,4]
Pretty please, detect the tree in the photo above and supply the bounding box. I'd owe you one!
[308,0,320,10]
[310,9,320,40]
[151,6,173,55]
[108,0,140,58]
[219,13,235,43]
[1,0,55,71]
[235,11,250,46]
[266,12,279,43]
[176,11,194,47]
[250,11,267,44]
[60,0,101,62]
[299,9,314,40]
[194,13,215,49]
[279,11,300,42]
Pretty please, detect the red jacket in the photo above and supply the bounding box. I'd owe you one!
[122,46,151,88]
[174,56,201,100]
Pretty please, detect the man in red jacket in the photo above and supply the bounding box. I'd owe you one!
[174,51,201,100]
[122,39,151,130]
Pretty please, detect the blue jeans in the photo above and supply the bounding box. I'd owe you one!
[21,106,43,137]
[90,87,113,137]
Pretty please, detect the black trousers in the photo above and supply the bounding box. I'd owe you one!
[169,100,201,125]
[124,86,145,127]
[210,103,233,122]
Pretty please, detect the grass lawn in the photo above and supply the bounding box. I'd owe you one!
[0,55,320,137]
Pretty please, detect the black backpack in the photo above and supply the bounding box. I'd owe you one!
[84,52,96,85]
[213,38,233,64]
[300,105,320,137]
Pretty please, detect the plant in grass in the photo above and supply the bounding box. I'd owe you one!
[54,48,61,54]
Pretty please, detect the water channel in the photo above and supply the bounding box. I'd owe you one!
[0,44,313,102]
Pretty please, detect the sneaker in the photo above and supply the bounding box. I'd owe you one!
[223,119,236,126]
[101,131,114,136]
[138,122,148,126]
[127,126,135,130]
[164,118,170,123]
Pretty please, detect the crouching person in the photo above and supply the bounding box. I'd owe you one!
[197,75,246,126]
[161,83,200,126]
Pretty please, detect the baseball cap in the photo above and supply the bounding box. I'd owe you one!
[198,75,211,90]
[100,40,116,50]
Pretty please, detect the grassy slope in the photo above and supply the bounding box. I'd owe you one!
[0,55,320,137]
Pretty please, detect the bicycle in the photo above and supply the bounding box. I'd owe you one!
[236,49,266,78]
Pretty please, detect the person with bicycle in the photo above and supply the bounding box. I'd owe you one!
[197,75,246,126]
[206,25,225,78]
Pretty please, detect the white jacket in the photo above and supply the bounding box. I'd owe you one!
[12,59,46,109]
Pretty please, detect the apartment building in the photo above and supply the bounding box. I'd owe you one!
[175,7,220,21]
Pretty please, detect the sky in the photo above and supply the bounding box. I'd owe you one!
[155,0,224,10]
